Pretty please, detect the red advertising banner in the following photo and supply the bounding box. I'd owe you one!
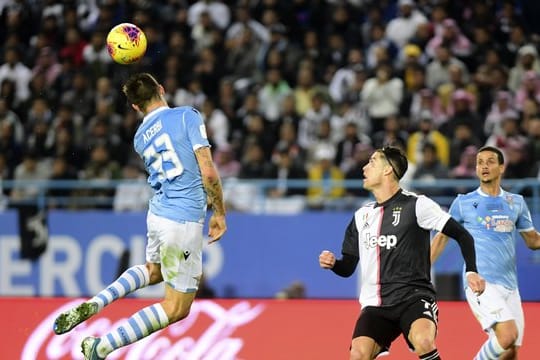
[1,298,539,359]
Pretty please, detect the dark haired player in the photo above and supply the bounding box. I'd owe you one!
[319,146,485,360]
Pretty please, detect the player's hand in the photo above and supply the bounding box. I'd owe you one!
[466,272,485,295]
[208,214,226,244]
[319,250,336,269]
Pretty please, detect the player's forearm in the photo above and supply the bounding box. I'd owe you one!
[331,253,359,277]
[441,218,478,273]
[202,173,226,216]
[430,232,449,264]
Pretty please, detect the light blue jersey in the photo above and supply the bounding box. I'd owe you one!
[134,106,209,223]
[449,188,534,290]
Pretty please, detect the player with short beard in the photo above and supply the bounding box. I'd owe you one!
[431,146,540,360]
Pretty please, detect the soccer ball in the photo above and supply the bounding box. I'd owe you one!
[106,23,147,65]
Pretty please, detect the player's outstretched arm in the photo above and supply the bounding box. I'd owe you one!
[430,232,449,264]
[440,217,485,294]
[521,230,540,250]
[319,250,359,277]
[195,146,227,243]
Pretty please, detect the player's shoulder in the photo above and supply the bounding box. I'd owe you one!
[502,190,526,204]
[454,189,478,202]
[172,106,202,116]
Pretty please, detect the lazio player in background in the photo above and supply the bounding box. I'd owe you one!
[431,146,540,360]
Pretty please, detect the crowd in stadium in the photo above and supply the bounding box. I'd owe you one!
[1,0,540,209]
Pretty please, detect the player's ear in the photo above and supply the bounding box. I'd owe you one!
[131,104,140,112]
[158,84,165,96]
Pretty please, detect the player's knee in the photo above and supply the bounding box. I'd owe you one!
[163,301,191,323]
[497,330,518,350]
[349,347,372,360]
[145,263,163,284]
[410,333,435,354]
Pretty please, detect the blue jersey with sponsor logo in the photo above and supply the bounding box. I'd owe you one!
[449,188,534,290]
[134,106,210,223]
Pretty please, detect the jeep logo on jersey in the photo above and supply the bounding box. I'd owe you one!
[364,234,398,250]
[392,207,401,226]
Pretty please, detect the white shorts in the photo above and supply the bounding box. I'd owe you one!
[146,211,203,293]
[465,282,524,346]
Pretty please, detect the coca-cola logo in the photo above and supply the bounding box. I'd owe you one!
[23,299,265,360]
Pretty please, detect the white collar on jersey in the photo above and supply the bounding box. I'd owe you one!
[476,187,504,197]
[142,106,169,123]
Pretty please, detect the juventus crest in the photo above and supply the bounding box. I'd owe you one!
[392,207,402,226]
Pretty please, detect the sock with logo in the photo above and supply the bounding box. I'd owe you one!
[474,336,506,360]
[419,349,441,360]
[96,303,170,357]
[90,265,150,311]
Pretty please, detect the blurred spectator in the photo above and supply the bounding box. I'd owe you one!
[440,89,485,143]
[330,100,371,144]
[31,47,62,88]
[503,141,530,179]
[426,45,469,91]
[59,27,87,68]
[275,281,306,299]
[306,144,345,209]
[0,121,22,177]
[266,146,307,198]
[385,0,428,48]
[485,115,529,160]
[298,91,332,149]
[173,77,206,109]
[406,113,449,166]
[60,72,95,119]
[201,98,229,149]
[437,63,477,115]
[225,27,261,85]
[293,65,320,117]
[366,23,397,70]
[10,151,50,202]
[0,47,32,106]
[345,143,373,198]
[412,142,450,196]
[257,68,291,129]
[113,163,152,212]
[448,123,483,168]
[191,10,220,54]
[241,113,275,160]
[77,144,121,208]
[514,70,540,111]
[425,18,472,59]
[361,62,404,134]
[484,91,518,136]
[239,141,272,179]
[526,117,540,176]
[501,23,528,68]
[328,48,365,104]
[272,121,305,167]
[508,44,540,92]
[450,145,478,179]
[47,157,77,209]
[0,97,24,145]
[214,144,241,179]
[48,127,85,171]
[188,0,231,31]
[372,115,408,150]
[82,30,113,81]
[408,88,447,130]
[335,122,367,173]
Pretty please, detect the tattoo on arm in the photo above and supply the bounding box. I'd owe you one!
[196,147,226,215]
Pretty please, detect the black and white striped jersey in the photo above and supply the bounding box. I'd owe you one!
[341,189,451,308]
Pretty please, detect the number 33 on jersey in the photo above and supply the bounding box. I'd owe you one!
[134,106,210,223]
